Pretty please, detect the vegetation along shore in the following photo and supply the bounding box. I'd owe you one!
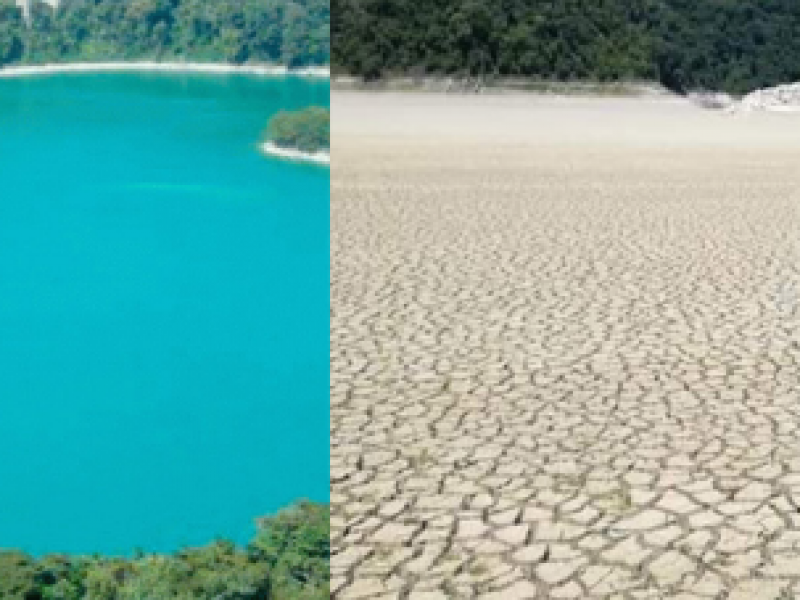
[0,501,329,599]
[332,0,800,95]
[0,0,329,68]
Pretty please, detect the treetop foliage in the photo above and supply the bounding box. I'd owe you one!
[0,500,329,600]
[332,0,800,95]
[0,0,330,67]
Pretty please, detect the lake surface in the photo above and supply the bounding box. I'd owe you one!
[0,73,329,554]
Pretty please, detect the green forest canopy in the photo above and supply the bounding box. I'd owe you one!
[332,0,800,95]
[0,501,329,600]
[266,106,329,153]
[0,0,329,67]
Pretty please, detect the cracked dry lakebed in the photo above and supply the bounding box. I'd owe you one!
[331,92,800,599]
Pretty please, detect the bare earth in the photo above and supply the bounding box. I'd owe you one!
[331,92,800,599]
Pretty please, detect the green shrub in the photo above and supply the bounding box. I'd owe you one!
[0,501,328,600]
[250,501,330,599]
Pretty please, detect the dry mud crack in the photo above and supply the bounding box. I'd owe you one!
[331,93,800,599]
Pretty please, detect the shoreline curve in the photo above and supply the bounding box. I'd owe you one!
[260,142,330,165]
[0,62,329,79]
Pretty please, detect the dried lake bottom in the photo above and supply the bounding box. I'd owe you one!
[331,92,800,599]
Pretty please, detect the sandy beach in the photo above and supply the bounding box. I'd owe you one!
[260,142,330,165]
[331,91,800,598]
[332,90,800,145]
[0,62,329,78]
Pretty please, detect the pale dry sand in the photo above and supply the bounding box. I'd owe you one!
[332,92,800,599]
[332,91,800,147]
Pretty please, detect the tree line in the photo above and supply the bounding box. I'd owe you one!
[0,0,330,68]
[332,0,800,95]
[0,501,329,600]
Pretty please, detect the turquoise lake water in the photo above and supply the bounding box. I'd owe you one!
[0,73,329,555]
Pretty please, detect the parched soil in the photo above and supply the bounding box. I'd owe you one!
[331,92,800,599]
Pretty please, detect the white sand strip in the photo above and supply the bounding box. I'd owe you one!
[332,91,800,148]
[260,142,330,165]
[0,62,329,78]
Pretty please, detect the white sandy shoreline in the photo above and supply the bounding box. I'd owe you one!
[333,90,800,148]
[0,62,329,79]
[260,142,330,165]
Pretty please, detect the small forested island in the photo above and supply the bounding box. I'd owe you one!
[0,0,329,68]
[263,106,329,161]
[0,501,329,599]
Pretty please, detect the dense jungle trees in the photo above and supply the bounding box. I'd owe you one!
[332,0,800,95]
[0,0,329,67]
